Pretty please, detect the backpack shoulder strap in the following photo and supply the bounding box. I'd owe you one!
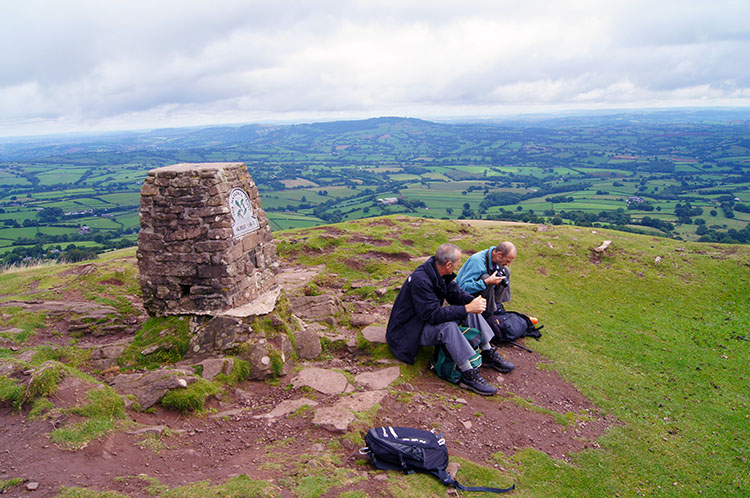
[432,469,516,494]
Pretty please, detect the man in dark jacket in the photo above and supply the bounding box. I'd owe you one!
[386,243,514,396]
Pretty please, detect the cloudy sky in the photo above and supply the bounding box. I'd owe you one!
[1,0,749,137]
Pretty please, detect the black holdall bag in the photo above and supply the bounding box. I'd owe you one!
[487,304,543,344]
[360,426,515,494]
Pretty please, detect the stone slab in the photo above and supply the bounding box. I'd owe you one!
[295,327,322,360]
[197,357,234,380]
[312,406,355,433]
[253,397,319,419]
[110,368,198,409]
[350,314,378,327]
[150,162,245,174]
[362,325,387,343]
[291,368,350,395]
[221,286,281,318]
[334,390,387,413]
[354,366,401,390]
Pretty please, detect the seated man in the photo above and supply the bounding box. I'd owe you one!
[386,243,514,396]
[456,241,517,318]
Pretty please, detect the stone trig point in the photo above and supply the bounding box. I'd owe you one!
[137,163,289,376]
[137,162,278,316]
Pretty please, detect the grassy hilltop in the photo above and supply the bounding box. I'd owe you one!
[1,216,748,497]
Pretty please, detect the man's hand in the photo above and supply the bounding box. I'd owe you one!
[465,296,487,314]
[484,270,506,286]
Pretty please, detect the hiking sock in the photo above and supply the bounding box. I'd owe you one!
[457,360,472,372]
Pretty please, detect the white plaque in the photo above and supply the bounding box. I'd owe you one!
[229,188,259,238]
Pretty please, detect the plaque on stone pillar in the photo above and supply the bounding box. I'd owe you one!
[229,187,260,237]
[137,162,279,316]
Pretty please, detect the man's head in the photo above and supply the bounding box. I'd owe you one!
[492,242,517,266]
[435,243,461,275]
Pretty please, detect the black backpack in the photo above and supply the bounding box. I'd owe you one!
[486,305,543,352]
[361,426,515,494]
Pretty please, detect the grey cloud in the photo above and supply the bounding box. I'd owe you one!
[1,0,750,136]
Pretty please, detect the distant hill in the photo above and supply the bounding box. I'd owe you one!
[3,108,750,161]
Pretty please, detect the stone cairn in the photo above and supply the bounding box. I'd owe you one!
[137,162,291,378]
[138,162,277,315]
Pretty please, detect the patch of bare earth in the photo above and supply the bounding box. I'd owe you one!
[347,234,392,247]
[382,347,612,464]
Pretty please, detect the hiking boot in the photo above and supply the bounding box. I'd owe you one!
[482,348,515,373]
[458,367,497,396]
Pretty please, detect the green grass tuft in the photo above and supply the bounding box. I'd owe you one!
[53,486,129,497]
[70,386,126,419]
[339,491,368,498]
[24,360,66,404]
[0,478,25,493]
[50,417,117,451]
[278,453,364,498]
[0,376,24,410]
[0,307,47,344]
[28,396,54,419]
[214,357,252,385]
[504,394,578,427]
[160,474,279,498]
[50,385,126,450]
[119,316,190,369]
[160,379,220,413]
[32,345,90,369]
[136,433,168,454]
[113,474,278,498]
[268,349,284,377]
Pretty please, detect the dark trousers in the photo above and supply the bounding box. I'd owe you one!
[419,314,493,365]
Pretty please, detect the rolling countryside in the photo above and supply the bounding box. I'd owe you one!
[1,110,749,266]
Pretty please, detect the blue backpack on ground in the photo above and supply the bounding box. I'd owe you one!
[361,426,515,494]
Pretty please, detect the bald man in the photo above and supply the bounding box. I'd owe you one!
[456,242,517,330]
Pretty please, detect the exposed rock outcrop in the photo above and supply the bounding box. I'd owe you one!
[294,327,322,360]
[287,295,344,320]
[185,315,253,358]
[110,368,199,409]
[239,335,294,380]
[591,240,613,264]
[195,357,235,380]
[87,338,132,370]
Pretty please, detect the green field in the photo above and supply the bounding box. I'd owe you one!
[0,226,78,240]
[97,192,141,206]
[35,168,89,185]
[266,212,325,230]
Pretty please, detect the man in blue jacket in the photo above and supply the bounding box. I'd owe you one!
[456,242,516,317]
[386,243,514,396]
